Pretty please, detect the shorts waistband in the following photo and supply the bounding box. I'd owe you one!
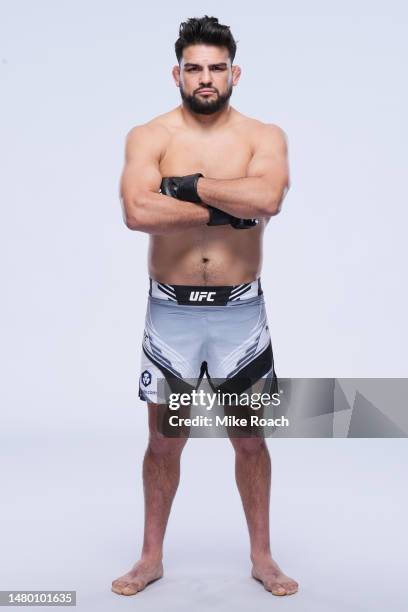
[149,277,263,306]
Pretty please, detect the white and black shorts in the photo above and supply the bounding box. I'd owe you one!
[138,277,277,404]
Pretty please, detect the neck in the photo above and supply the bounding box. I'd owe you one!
[179,103,232,129]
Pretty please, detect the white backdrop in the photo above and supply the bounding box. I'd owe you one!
[1,1,407,611]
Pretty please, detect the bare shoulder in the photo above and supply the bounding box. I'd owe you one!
[252,119,288,147]
[233,112,288,149]
[125,120,168,150]
[124,111,180,160]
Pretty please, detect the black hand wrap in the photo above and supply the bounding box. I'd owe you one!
[207,206,258,229]
[229,217,258,229]
[160,174,203,203]
[207,206,234,226]
[160,174,258,230]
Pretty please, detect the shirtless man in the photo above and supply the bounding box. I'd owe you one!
[112,16,298,597]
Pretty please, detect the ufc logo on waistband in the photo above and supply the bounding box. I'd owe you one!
[189,291,216,302]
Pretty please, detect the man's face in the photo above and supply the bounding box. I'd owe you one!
[173,44,241,115]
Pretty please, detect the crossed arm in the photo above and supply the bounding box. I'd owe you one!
[196,125,290,219]
[120,123,289,235]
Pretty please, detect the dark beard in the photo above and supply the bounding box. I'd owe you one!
[180,84,233,115]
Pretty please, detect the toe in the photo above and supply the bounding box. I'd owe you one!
[122,582,143,596]
[269,583,287,596]
[111,580,128,595]
[282,580,298,594]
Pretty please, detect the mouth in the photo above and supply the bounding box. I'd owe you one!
[196,89,216,95]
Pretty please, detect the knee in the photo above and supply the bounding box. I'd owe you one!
[148,431,187,457]
[232,437,267,456]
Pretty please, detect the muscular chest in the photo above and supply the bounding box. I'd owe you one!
[159,130,253,179]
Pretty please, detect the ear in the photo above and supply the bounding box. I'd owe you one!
[231,64,242,86]
[172,64,181,87]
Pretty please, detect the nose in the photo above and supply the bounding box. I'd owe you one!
[199,67,212,86]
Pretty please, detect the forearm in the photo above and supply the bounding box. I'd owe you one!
[122,192,209,235]
[197,177,283,218]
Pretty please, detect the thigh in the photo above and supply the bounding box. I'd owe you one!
[139,298,206,404]
[206,296,276,396]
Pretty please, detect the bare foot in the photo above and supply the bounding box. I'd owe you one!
[111,558,163,596]
[252,555,298,596]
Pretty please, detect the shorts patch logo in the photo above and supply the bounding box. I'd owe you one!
[189,291,216,302]
[141,369,152,387]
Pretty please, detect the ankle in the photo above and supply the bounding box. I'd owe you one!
[251,550,272,564]
[140,550,163,565]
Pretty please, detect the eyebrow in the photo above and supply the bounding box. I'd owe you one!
[183,62,228,69]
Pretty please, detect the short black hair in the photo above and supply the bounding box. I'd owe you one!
[175,15,237,63]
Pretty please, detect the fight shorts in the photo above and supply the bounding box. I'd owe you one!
[138,277,277,404]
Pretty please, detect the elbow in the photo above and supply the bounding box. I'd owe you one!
[260,196,282,218]
[266,200,282,217]
[121,196,147,231]
[124,211,143,231]
[261,185,289,217]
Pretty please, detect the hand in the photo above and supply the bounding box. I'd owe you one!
[229,216,258,229]
[160,175,258,229]
[160,174,203,204]
[207,206,258,230]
